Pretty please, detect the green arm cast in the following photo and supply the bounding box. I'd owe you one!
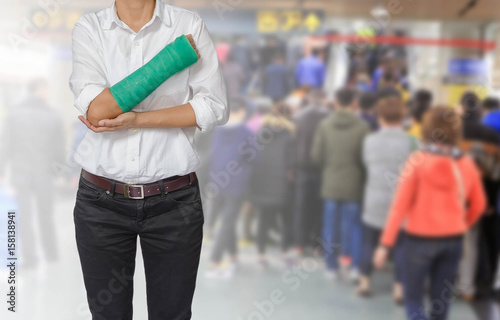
[110,34,199,113]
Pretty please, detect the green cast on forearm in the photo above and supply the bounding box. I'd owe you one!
[110,34,199,113]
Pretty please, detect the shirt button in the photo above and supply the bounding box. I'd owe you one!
[131,157,135,162]
[135,42,140,46]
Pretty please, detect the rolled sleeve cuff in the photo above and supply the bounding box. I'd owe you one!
[189,99,217,132]
[74,84,106,119]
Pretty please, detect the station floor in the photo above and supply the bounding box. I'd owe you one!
[0,194,499,320]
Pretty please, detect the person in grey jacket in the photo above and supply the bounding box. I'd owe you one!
[311,87,370,280]
[358,96,416,300]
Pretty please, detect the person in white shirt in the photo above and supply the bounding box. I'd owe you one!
[69,0,228,319]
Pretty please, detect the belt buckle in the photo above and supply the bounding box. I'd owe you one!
[123,184,145,199]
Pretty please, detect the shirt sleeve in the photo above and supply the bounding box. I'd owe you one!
[187,16,229,132]
[69,20,108,119]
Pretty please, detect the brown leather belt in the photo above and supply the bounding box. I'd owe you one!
[81,169,197,200]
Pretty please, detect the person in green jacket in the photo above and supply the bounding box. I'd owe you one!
[311,87,371,280]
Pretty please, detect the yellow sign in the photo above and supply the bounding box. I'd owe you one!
[257,10,323,34]
[282,11,302,32]
[444,84,489,106]
[303,12,321,33]
[257,11,280,33]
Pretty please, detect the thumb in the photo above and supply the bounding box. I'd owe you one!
[98,119,117,127]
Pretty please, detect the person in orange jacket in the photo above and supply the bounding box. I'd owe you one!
[374,106,486,320]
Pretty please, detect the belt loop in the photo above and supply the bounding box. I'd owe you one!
[109,181,116,197]
[158,180,166,198]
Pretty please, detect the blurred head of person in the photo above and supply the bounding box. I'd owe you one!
[28,78,49,102]
[376,96,405,128]
[311,47,322,58]
[228,96,247,124]
[305,88,326,107]
[378,56,389,69]
[265,36,278,47]
[253,97,273,115]
[284,95,303,116]
[482,97,500,116]
[421,106,462,147]
[410,89,433,124]
[272,52,285,65]
[334,87,358,111]
[359,92,378,115]
[262,101,295,133]
[482,97,500,135]
[380,71,398,88]
[354,69,371,92]
[459,91,482,122]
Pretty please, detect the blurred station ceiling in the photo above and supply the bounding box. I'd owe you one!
[61,0,500,22]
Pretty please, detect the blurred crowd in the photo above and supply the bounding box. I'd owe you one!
[1,33,500,320]
[198,36,500,320]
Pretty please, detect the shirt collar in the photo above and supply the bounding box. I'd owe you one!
[101,0,171,30]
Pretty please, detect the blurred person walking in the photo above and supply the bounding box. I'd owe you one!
[358,92,379,131]
[482,97,500,120]
[240,97,274,243]
[357,96,415,299]
[222,52,246,97]
[231,35,255,89]
[457,92,500,300]
[206,97,252,279]
[295,48,326,89]
[374,106,486,320]
[481,99,500,296]
[259,36,285,70]
[371,58,390,91]
[250,102,296,268]
[482,97,500,136]
[246,97,273,134]
[311,88,370,280]
[407,89,432,139]
[262,52,292,102]
[0,78,64,267]
[293,89,331,258]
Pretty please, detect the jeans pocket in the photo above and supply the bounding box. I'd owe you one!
[166,181,202,206]
[76,177,107,202]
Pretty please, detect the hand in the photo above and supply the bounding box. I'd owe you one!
[373,246,389,270]
[186,34,201,59]
[78,112,138,133]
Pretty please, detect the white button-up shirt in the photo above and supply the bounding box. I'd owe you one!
[69,0,228,184]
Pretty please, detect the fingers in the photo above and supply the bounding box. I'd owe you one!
[98,119,122,127]
[78,116,117,133]
[186,34,201,59]
[78,116,97,131]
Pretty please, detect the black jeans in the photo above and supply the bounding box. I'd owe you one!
[210,194,244,263]
[403,235,463,320]
[74,174,204,320]
[293,169,322,248]
[360,223,404,282]
[256,203,293,254]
